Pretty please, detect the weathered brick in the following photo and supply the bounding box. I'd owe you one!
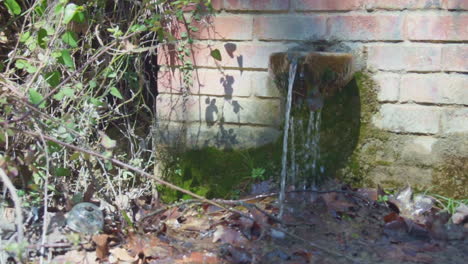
[223,0,289,11]
[190,15,253,40]
[253,72,281,98]
[186,123,281,149]
[328,14,404,41]
[445,0,468,10]
[407,14,468,41]
[156,94,186,122]
[193,69,252,97]
[442,108,468,133]
[367,44,442,71]
[294,0,362,11]
[222,98,282,126]
[366,0,443,9]
[372,73,400,102]
[400,74,468,105]
[254,15,327,41]
[190,43,288,69]
[442,45,468,72]
[158,69,183,94]
[373,104,441,134]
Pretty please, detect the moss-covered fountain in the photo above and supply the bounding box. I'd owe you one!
[154,50,363,202]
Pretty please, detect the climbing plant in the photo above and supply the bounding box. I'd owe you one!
[0,0,213,209]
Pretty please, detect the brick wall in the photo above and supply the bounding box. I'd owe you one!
[156,0,467,190]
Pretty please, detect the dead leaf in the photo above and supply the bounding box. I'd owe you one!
[109,247,139,263]
[321,192,355,213]
[177,252,221,264]
[127,233,173,259]
[92,234,109,260]
[212,225,248,245]
[452,203,468,225]
[51,250,98,264]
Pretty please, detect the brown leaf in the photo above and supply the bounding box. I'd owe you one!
[92,234,109,260]
[321,192,355,213]
[51,250,98,264]
[212,225,249,245]
[127,233,173,259]
[109,247,138,263]
[357,188,378,201]
[177,252,221,264]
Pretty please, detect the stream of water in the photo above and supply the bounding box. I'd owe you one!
[279,57,324,218]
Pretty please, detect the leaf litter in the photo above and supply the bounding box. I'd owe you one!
[2,182,467,264]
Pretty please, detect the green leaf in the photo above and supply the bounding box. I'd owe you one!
[54,3,64,14]
[72,11,85,23]
[210,49,222,61]
[37,28,48,49]
[89,98,103,106]
[55,167,71,177]
[5,0,21,15]
[61,31,78,47]
[19,32,31,43]
[53,86,74,100]
[29,89,46,108]
[99,132,117,149]
[14,59,27,69]
[130,24,147,32]
[110,87,123,99]
[60,49,75,69]
[44,71,61,87]
[63,3,78,24]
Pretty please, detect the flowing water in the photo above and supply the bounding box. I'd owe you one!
[278,57,297,218]
[279,57,325,218]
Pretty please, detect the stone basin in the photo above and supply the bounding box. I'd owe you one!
[269,51,355,98]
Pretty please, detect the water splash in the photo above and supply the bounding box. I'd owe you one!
[278,57,298,218]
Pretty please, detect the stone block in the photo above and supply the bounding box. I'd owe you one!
[253,15,327,41]
[406,14,468,41]
[222,98,282,126]
[223,0,289,11]
[367,44,442,71]
[253,72,281,98]
[328,14,404,41]
[372,73,400,102]
[442,108,468,133]
[400,74,468,105]
[445,0,468,10]
[186,123,281,149]
[442,45,468,72]
[293,0,362,11]
[190,15,253,40]
[365,0,443,9]
[373,104,441,134]
[369,166,433,188]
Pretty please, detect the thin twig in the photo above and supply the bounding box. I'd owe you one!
[0,168,24,243]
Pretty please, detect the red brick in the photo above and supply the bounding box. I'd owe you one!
[191,43,288,69]
[294,0,362,11]
[223,0,289,11]
[400,74,468,105]
[445,0,468,10]
[254,15,327,40]
[190,15,253,40]
[158,68,254,97]
[407,14,468,41]
[328,14,404,41]
[365,0,443,9]
[442,45,468,72]
[367,44,442,71]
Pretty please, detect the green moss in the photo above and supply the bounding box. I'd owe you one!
[431,156,468,199]
[338,72,392,186]
[158,141,283,202]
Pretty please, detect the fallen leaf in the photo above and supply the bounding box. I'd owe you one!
[51,250,98,264]
[177,252,221,264]
[109,247,139,263]
[126,233,173,259]
[92,234,109,260]
[452,203,468,225]
[212,225,248,245]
